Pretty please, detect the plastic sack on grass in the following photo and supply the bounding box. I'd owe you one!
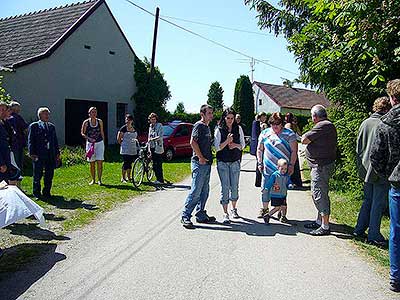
[0,185,45,229]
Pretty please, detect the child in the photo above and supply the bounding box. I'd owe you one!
[263,158,292,224]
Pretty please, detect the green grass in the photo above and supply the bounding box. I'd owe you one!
[302,164,390,274]
[0,154,191,274]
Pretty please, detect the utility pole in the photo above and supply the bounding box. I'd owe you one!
[236,57,268,83]
[149,7,160,82]
[250,57,255,83]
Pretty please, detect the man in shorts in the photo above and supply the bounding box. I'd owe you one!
[301,105,337,236]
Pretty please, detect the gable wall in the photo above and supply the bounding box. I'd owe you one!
[1,2,136,144]
[253,85,280,113]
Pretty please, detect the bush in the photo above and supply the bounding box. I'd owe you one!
[60,146,86,167]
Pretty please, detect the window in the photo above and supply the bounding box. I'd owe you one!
[175,125,189,137]
[259,98,262,105]
[109,51,115,55]
[116,103,127,128]
[84,45,91,49]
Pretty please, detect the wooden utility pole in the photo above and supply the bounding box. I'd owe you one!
[149,7,160,82]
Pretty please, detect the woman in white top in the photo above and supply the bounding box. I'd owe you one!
[117,114,138,183]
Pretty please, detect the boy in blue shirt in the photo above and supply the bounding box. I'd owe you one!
[263,158,292,224]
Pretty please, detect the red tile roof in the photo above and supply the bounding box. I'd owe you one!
[253,81,330,110]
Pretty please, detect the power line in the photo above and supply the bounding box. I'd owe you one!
[122,0,299,76]
[160,15,274,37]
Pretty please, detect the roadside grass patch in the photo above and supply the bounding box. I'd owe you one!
[0,152,191,274]
[302,164,390,274]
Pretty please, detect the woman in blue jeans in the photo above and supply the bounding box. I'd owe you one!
[214,108,245,224]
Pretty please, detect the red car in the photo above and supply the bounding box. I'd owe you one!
[138,121,194,161]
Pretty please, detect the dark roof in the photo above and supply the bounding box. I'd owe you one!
[253,81,330,110]
[0,0,102,68]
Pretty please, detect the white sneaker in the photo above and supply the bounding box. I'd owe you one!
[231,208,239,219]
[222,213,230,224]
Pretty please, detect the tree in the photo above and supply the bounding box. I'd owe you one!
[245,0,400,192]
[0,76,10,103]
[132,56,171,132]
[174,102,186,114]
[233,75,255,134]
[207,81,224,111]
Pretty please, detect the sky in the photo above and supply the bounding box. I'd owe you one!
[0,0,301,113]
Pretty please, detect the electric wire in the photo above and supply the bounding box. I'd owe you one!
[123,0,298,76]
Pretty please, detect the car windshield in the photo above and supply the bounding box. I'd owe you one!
[163,125,176,137]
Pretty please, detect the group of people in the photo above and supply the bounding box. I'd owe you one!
[355,79,400,293]
[115,112,165,184]
[179,84,400,292]
[180,103,336,234]
[0,103,61,199]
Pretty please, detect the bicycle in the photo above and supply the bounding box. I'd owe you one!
[132,143,154,188]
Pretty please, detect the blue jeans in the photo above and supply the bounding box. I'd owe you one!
[182,160,211,220]
[354,182,389,241]
[216,160,241,205]
[389,186,400,283]
[261,173,270,203]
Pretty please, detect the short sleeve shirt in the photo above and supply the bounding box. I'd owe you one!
[119,125,138,155]
[303,120,337,167]
[192,121,213,163]
[259,128,296,176]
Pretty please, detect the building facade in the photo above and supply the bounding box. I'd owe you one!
[0,0,137,145]
[253,81,330,116]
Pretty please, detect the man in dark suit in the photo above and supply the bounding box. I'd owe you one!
[28,107,60,199]
[0,102,11,183]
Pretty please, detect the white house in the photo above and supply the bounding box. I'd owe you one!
[0,0,137,145]
[253,81,330,115]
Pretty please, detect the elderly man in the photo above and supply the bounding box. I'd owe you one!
[8,101,28,171]
[354,97,391,246]
[0,102,12,183]
[28,107,60,199]
[301,105,337,236]
[370,79,400,293]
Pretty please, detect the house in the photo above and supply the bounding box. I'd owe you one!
[0,0,137,145]
[253,81,330,115]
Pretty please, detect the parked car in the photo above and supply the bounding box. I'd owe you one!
[138,121,194,161]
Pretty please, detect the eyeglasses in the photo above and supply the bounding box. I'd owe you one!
[270,122,282,126]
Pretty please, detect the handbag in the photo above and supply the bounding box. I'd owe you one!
[86,142,95,159]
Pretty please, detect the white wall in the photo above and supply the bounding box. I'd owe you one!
[1,2,136,144]
[253,85,280,113]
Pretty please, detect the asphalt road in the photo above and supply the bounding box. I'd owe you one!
[1,154,397,300]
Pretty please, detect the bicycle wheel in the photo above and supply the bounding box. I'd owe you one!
[146,159,155,182]
[132,158,145,187]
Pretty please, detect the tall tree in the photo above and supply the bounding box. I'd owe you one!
[132,56,171,132]
[174,102,186,114]
[207,81,224,111]
[245,0,400,190]
[233,75,255,133]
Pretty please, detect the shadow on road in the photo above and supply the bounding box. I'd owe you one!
[192,216,356,239]
[0,243,66,300]
[5,223,70,241]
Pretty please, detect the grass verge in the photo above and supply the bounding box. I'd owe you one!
[0,152,191,275]
[302,164,390,275]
